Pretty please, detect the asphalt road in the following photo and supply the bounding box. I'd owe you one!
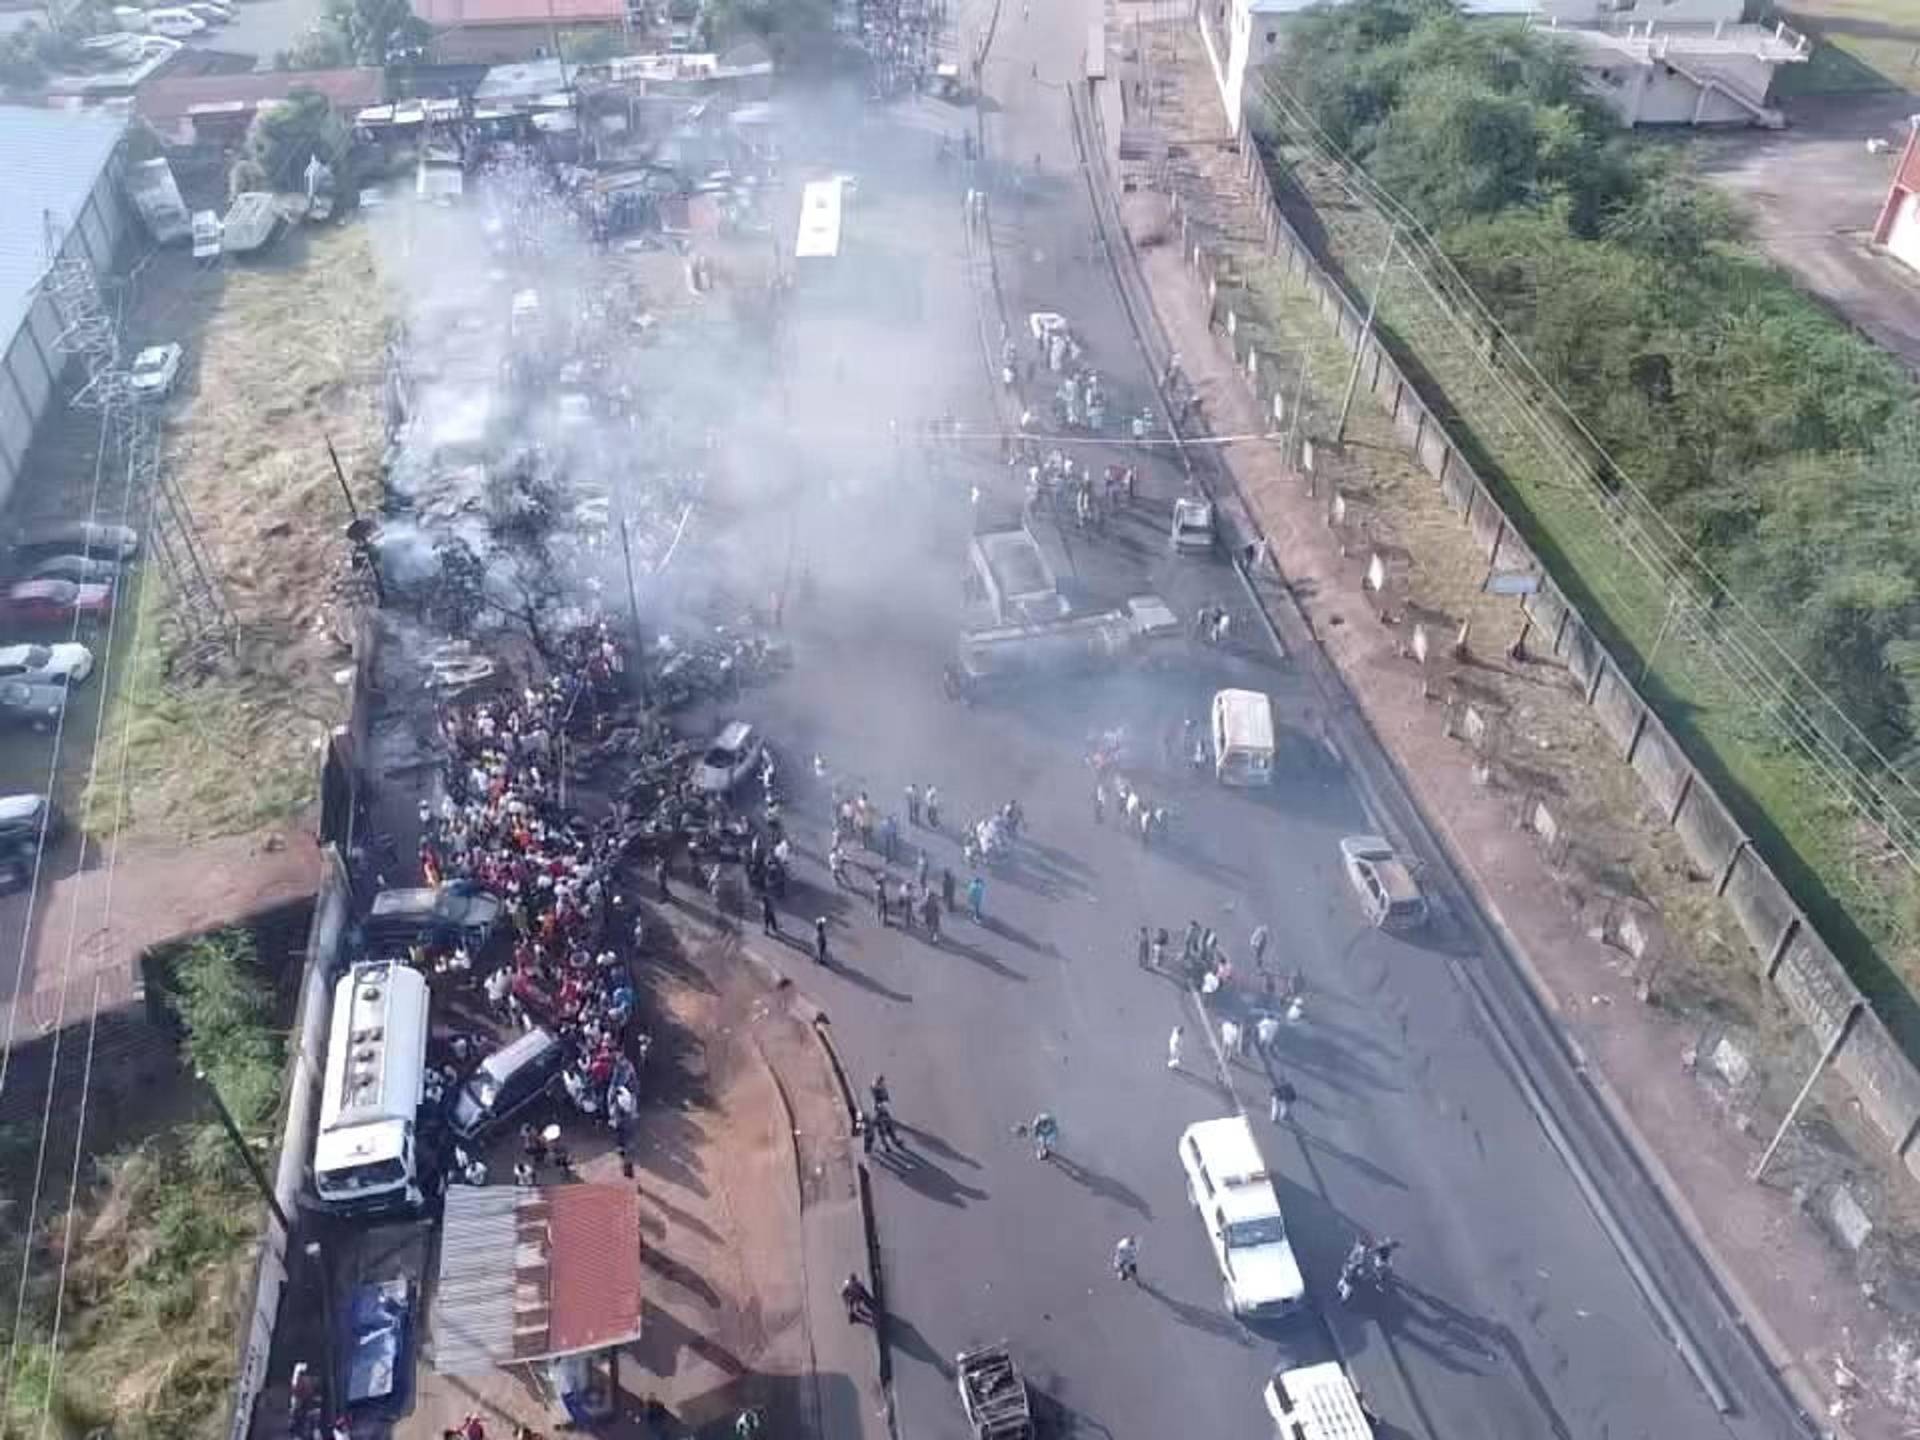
[678,7,1816,1440]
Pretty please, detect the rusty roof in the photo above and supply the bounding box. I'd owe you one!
[431,1184,642,1375]
[412,0,626,27]
[135,67,386,123]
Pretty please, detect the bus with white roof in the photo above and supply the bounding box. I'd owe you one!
[312,960,430,1216]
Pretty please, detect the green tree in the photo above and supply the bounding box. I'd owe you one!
[286,0,428,68]
[231,88,350,199]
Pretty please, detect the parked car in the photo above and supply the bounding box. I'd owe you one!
[1338,835,1428,931]
[144,8,206,36]
[23,553,121,585]
[694,720,761,793]
[448,1027,565,1143]
[128,342,184,399]
[0,794,59,849]
[0,682,66,730]
[0,643,93,686]
[12,523,138,562]
[185,2,232,21]
[363,882,502,951]
[0,581,112,625]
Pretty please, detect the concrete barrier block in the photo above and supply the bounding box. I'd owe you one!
[1439,455,1473,515]
[1562,618,1602,692]
[1590,660,1647,759]
[1491,529,1537,579]
[1720,848,1796,967]
[1622,713,1687,820]
[1467,483,1505,560]
[1393,390,1424,450]
[1416,422,1448,482]
[1671,771,1746,887]
[1522,580,1570,652]
[1835,1011,1920,1154]
[1773,931,1862,1045]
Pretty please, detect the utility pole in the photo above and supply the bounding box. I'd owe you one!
[1750,1000,1861,1183]
[196,1067,290,1236]
[1335,224,1397,444]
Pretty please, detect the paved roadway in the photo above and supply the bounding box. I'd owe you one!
[682,11,1813,1440]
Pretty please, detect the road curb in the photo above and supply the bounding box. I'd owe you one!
[742,942,900,1440]
[1067,70,1822,1438]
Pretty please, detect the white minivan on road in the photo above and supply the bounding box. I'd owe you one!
[1179,1115,1307,1317]
[1211,687,1276,786]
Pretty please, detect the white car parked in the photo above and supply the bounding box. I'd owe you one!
[145,8,206,35]
[0,644,94,687]
[128,343,184,400]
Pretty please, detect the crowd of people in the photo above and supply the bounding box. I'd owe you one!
[422,622,646,1172]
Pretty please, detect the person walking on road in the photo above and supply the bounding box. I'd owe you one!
[922,891,942,940]
[942,866,957,910]
[1136,926,1150,970]
[925,785,942,829]
[1094,782,1107,826]
[876,878,890,926]
[1030,1110,1059,1160]
[760,892,779,937]
[1221,1018,1243,1059]
[906,782,921,825]
[1167,1025,1184,1070]
[815,916,830,965]
[841,1274,876,1324]
[1255,1012,1281,1057]
[1112,1235,1139,1283]
[968,873,986,922]
[1270,1076,1297,1125]
[1250,923,1270,971]
[915,849,929,890]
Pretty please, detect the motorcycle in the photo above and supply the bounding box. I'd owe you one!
[1337,1237,1398,1304]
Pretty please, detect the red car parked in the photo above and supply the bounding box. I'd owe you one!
[0,580,112,625]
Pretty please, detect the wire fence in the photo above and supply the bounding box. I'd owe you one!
[1243,69,1920,934]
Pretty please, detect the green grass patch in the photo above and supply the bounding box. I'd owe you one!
[1777,0,1920,91]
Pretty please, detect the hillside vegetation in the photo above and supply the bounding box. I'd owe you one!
[1258,0,1920,978]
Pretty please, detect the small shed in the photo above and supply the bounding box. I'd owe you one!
[430,1184,643,1419]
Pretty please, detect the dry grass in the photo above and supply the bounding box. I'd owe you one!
[85,225,390,844]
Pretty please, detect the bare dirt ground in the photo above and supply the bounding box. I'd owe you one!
[1136,27,1920,1435]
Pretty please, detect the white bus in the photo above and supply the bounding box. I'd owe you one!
[313,960,430,1216]
[794,177,845,275]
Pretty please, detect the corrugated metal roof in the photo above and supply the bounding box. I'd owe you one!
[0,105,126,359]
[431,1183,642,1376]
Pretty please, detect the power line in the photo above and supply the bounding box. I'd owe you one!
[1243,67,1920,871]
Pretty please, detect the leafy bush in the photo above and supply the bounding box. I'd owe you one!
[165,930,283,1129]
[1260,0,1920,762]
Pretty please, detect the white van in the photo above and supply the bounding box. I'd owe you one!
[146,8,207,36]
[1178,1115,1307,1317]
[1211,687,1275,786]
[1263,1362,1375,1439]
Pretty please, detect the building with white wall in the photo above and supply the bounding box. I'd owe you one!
[1201,0,1809,134]
[0,106,131,514]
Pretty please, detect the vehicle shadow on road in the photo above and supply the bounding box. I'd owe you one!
[1051,1152,1153,1218]
[868,1145,992,1207]
[1135,1277,1256,1346]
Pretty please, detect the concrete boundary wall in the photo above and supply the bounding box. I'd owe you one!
[1169,144,1920,1188]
